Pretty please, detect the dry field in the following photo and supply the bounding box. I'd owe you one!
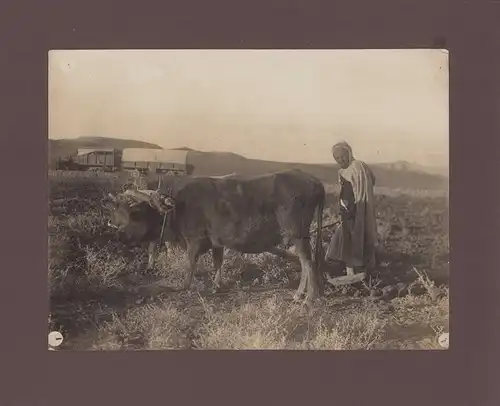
[48,170,449,350]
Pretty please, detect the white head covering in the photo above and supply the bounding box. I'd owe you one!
[332,141,354,167]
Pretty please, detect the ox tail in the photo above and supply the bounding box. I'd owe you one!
[314,187,325,294]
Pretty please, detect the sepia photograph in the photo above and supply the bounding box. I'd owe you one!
[48,49,449,351]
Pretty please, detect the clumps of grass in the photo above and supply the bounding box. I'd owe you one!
[92,301,193,350]
[49,243,142,298]
[48,264,72,298]
[81,245,130,289]
[391,293,449,328]
[415,324,449,350]
[386,268,449,350]
[195,294,304,349]
[304,308,388,350]
[194,294,388,350]
[152,246,206,292]
[387,293,449,350]
[48,229,84,297]
[48,208,140,299]
[410,267,446,302]
[251,252,297,286]
[66,210,106,232]
[361,274,383,292]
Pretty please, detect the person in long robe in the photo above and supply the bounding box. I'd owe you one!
[325,141,378,275]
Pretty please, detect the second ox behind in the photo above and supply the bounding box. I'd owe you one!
[104,169,326,302]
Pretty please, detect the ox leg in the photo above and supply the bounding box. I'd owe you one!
[293,238,321,304]
[212,247,224,292]
[293,269,307,302]
[163,241,169,259]
[292,239,309,302]
[147,241,157,270]
[183,242,201,291]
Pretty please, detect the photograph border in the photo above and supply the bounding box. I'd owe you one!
[1,0,499,405]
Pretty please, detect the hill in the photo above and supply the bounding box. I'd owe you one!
[184,151,448,191]
[377,161,449,178]
[48,137,448,190]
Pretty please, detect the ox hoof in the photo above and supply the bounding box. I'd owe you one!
[304,296,321,308]
[292,292,305,302]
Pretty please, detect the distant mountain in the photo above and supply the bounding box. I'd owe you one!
[184,151,448,191]
[377,160,449,178]
[48,137,448,190]
[421,165,449,178]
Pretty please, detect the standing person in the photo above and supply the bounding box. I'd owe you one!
[325,141,378,276]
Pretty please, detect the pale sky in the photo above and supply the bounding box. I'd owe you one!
[48,49,449,166]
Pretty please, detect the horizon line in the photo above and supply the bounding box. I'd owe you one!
[48,136,449,169]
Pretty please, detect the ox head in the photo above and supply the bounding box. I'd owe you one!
[102,189,176,243]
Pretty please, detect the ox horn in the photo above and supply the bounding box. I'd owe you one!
[125,189,176,213]
[122,189,167,212]
[123,189,153,202]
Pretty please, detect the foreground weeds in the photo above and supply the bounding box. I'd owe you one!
[48,171,449,351]
[88,294,391,350]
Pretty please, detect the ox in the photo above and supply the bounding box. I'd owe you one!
[104,169,326,302]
